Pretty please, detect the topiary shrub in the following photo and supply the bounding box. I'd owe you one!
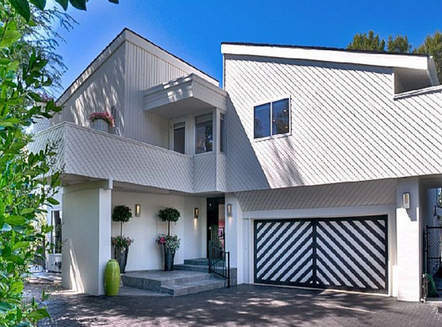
[112,205,132,236]
[158,208,180,236]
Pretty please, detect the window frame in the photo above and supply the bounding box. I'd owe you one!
[253,96,291,141]
[194,112,214,155]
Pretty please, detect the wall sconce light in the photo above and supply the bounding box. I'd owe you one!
[227,203,232,218]
[402,193,410,209]
[194,208,199,219]
[135,204,141,217]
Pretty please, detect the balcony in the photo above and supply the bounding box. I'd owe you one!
[143,73,227,118]
[30,122,225,193]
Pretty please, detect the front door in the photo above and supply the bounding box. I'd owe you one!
[207,197,225,256]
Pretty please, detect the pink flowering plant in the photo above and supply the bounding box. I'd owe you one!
[112,236,133,249]
[89,111,115,127]
[156,234,180,251]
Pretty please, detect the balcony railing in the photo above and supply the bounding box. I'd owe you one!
[30,122,225,193]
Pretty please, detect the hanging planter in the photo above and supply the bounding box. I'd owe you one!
[89,112,115,132]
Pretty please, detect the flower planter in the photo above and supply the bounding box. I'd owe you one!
[114,246,129,273]
[92,119,109,132]
[164,247,175,271]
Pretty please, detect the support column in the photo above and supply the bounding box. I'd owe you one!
[62,181,112,295]
[225,194,245,285]
[395,178,422,301]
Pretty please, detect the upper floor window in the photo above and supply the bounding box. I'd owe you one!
[195,113,213,154]
[173,122,185,154]
[254,98,290,139]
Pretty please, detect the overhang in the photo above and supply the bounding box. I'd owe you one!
[143,74,228,118]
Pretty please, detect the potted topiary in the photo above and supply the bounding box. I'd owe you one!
[156,208,180,271]
[111,205,133,273]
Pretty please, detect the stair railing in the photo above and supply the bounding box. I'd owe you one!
[208,240,230,287]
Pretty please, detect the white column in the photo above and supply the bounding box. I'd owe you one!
[225,194,246,284]
[395,178,422,301]
[62,181,112,295]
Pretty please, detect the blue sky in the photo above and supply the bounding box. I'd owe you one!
[53,0,441,94]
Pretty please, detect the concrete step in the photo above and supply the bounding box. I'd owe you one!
[183,258,209,266]
[121,270,226,296]
[160,278,226,296]
[122,270,211,292]
[174,264,209,273]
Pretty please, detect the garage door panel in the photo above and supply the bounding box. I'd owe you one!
[254,216,388,293]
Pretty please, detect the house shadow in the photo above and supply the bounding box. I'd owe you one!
[40,285,423,327]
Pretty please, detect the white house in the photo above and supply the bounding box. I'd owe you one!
[31,28,442,301]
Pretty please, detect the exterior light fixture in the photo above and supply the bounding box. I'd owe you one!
[135,204,141,217]
[227,203,232,218]
[402,193,410,209]
[194,208,199,219]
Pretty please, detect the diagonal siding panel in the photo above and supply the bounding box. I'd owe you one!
[224,55,442,192]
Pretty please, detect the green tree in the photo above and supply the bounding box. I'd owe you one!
[0,1,118,326]
[414,32,442,82]
[387,35,411,53]
[348,30,442,82]
[347,30,385,52]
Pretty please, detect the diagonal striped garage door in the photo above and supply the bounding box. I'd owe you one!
[254,216,388,293]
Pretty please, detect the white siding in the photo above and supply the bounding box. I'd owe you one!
[235,179,396,212]
[111,191,206,271]
[224,55,442,192]
[54,43,126,131]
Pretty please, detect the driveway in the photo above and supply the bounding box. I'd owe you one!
[33,282,441,327]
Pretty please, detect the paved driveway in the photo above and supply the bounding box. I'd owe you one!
[36,284,441,327]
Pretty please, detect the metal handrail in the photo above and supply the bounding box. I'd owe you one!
[208,241,230,288]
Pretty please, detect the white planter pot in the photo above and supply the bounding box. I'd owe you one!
[92,119,110,132]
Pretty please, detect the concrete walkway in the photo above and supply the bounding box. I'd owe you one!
[31,281,441,327]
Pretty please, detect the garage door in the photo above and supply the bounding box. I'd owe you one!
[254,216,388,293]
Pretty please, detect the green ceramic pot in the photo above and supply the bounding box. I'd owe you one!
[104,259,120,296]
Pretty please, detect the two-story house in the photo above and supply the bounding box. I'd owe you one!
[32,28,442,301]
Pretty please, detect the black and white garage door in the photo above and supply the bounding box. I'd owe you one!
[254,216,388,293]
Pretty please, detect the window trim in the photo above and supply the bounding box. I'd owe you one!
[253,96,291,141]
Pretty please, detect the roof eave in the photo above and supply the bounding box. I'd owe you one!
[221,43,431,71]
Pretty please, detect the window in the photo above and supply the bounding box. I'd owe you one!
[173,122,185,154]
[220,113,225,152]
[195,113,213,154]
[254,98,290,139]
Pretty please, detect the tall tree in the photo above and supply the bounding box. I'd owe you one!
[387,35,411,53]
[0,1,118,326]
[414,32,442,82]
[347,31,385,52]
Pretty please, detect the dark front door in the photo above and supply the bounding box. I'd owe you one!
[207,197,225,256]
[254,215,388,293]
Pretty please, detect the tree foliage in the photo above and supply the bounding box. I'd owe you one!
[0,0,117,326]
[348,30,442,81]
[387,35,411,53]
[347,31,385,52]
[414,32,442,82]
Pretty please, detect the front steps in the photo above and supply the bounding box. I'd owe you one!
[174,258,210,273]
[121,267,225,296]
